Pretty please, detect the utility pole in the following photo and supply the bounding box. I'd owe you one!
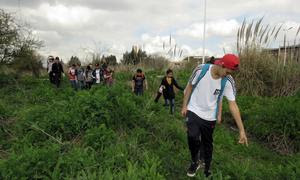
[283,27,293,66]
[202,0,207,64]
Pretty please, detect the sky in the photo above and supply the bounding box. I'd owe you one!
[1,0,300,63]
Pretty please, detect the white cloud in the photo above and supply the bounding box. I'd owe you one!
[140,34,213,61]
[40,4,92,25]
[177,19,240,39]
[1,0,299,63]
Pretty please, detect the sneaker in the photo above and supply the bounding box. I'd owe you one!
[198,159,205,169]
[204,170,212,178]
[187,162,201,177]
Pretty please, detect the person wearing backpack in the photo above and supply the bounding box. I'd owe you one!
[85,65,94,89]
[132,69,148,96]
[68,64,77,90]
[51,57,64,88]
[158,69,184,114]
[181,54,248,178]
[76,63,85,90]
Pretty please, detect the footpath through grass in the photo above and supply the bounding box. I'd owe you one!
[0,72,299,179]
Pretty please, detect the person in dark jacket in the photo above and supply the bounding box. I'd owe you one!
[47,56,55,84]
[92,63,103,85]
[155,69,184,114]
[51,57,64,88]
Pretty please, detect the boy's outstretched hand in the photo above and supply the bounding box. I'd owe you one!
[239,131,248,147]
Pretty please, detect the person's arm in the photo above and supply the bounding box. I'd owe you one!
[132,76,135,92]
[67,69,70,78]
[228,100,248,146]
[144,79,148,90]
[173,79,184,91]
[92,70,96,79]
[60,64,64,73]
[131,80,135,92]
[181,83,193,117]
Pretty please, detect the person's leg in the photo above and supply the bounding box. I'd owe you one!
[164,98,169,106]
[87,82,92,89]
[186,111,202,177]
[78,81,82,90]
[199,138,205,163]
[74,80,78,91]
[49,73,53,83]
[70,80,75,90]
[170,98,175,114]
[134,89,138,95]
[80,81,84,90]
[83,81,86,89]
[186,111,201,162]
[139,88,144,96]
[199,120,216,177]
[55,75,60,88]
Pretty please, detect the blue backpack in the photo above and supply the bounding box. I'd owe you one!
[189,64,228,118]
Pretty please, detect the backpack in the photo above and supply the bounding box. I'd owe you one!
[77,67,85,81]
[86,70,93,82]
[189,64,228,118]
[134,73,145,87]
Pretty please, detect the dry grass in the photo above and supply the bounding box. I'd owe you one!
[236,17,300,96]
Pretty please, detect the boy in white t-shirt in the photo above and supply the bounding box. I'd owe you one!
[181,54,248,178]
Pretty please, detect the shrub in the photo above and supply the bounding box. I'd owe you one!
[223,95,300,153]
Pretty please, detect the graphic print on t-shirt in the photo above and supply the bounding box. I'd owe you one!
[213,89,221,95]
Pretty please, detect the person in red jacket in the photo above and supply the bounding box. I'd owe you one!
[68,64,77,90]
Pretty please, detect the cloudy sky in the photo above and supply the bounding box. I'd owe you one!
[1,0,300,62]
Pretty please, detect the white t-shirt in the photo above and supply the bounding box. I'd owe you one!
[95,69,101,84]
[187,65,236,121]
[47,62,53,73]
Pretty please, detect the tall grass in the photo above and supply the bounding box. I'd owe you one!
[236,18,300,96]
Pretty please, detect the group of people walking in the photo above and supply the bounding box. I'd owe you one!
[131,54,249,178]
[47,56,114,90]
[47,53,248,178]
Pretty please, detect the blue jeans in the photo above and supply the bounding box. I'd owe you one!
[134,88,144,96]
[70,80,77,90]
[77,80,85,90]
[164,98,175,114]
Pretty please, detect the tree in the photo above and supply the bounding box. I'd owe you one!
[121,46,147,65]
[104,55,117,66]
[0,9,19,65]
[0,9,43,77]
[68,56,81,66]
[91,53,101,65]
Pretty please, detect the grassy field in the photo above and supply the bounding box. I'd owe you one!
[0,71,299,179]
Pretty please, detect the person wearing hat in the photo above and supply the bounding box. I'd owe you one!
[181,54,248,177]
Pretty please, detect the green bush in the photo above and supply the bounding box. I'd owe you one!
[0,72,299,179]
[224,95,300,153]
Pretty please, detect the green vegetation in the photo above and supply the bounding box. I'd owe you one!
[0,71,299,179]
